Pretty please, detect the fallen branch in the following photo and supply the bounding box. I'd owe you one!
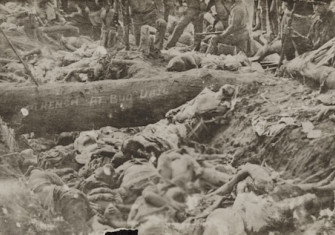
[110,59,143,65]
[298,171,335,191]
[0,27,39,86]
[0,58,19,64]
[40,25,79,35]
[299,167,335,184]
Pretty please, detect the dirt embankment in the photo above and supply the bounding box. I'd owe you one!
[209,76,335,180]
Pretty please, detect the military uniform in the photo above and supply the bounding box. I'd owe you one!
[129,0,167,50]
[305,11,335,49]
[253,0,280,35]
[258,0,268,33]
[100,4,118,48]
[28,169,92,232]
[127,182,186,229]
[85,0,105,40]
[35,0,66,24]
[285,2,335,60]
[164,0,176,22]
[207,0,251,55]
[212,0,233,29]
[269,0,280,36]
[166,0,205,50]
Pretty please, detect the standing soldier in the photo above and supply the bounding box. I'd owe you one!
[285,0,335,59]
[60,0,68,11]
[254,0,279,36]
[258,0,268,34]
[211,0,234,29]
[100,0,119,48]
[164,0,177,22]
[124,0,167,51]
[253,0,260,30]
[85,0,105,40]
[269,0,280,36]
[166,0,207,51]
[252,0,334,62]
[206,0,251,55]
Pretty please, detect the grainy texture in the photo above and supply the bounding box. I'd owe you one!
[0,70,265,134]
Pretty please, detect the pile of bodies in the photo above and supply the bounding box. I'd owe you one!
[0,0,263,85]
[2,0,334,89]
[1,85,335,235]
[2,1,335,233]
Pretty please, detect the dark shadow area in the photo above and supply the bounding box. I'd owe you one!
[105,229,138,235]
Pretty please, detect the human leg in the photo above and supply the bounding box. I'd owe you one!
[143,11,167,50]
[166,8,197,48]
[132,13,144,46]
[192,11,204,50]
[259,0,267,33]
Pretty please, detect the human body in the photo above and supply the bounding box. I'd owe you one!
[206,0,251,55]
[166,0,205,50]
[128,0,167,50]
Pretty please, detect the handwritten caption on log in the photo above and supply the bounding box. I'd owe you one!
[26,88,169,111]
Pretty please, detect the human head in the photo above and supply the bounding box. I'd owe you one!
[312,0,330,15]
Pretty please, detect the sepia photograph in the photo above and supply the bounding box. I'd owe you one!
[1,0,335,234]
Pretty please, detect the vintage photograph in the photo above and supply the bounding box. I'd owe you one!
[1,0,335,234]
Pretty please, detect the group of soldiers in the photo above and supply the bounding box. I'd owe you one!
[32,0,335,62]
[72,0,252,55]
[78,0,334,60]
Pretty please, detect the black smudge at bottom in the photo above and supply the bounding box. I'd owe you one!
[105,229,138,235]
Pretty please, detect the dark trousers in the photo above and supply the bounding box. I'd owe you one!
[166,7,203,49]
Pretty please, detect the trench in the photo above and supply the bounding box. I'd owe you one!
[1,68,335,235]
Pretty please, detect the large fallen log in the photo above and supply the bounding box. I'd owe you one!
[0,69,265,135]
[284,38,335,89]
[285,58,335,89]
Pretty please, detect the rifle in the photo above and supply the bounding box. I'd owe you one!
[276,3,297,74]
[0,27,39,87]
[8,11,29,18]
[195,31,223,36]
[113,0,120,27]
[122,0,130,50]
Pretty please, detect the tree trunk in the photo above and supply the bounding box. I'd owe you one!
[0,70,263,135]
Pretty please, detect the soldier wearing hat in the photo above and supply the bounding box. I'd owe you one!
[305,0,335,48]
[285,0,335,59]
[253,0,335,61]
[206,0,251,55]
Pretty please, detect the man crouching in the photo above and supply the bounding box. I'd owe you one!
[206,0,251,56]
